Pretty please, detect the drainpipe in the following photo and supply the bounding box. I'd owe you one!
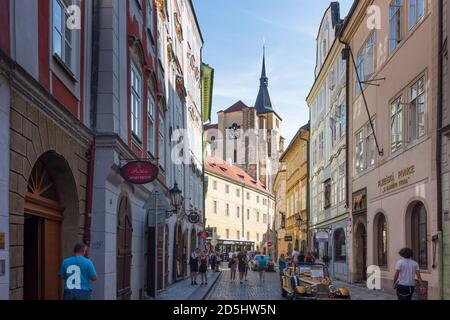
[338,29,351,284]
[300,132,309,252]
[85,0,101,246]
[437,0,444,300]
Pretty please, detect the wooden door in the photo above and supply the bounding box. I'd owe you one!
[117,196,133,300]
[24,160,63,300]
[43,219,61,299]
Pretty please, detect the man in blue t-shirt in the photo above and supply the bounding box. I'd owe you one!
[59,243,97,300]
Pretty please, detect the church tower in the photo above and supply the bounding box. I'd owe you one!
[206,46,282,192]
[254,46,282,191]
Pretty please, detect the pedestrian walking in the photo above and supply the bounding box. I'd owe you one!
[210,252,217,272]
[189,248,200,285]
[199,251,209,285]
[59,243,97,300]
[238,252,247,284]
[257,255,267,281]
[393,248,424,300]
[229,254,237,281]
[305,252,315,264]
[245,251,251,281]
[278,254,287,274]
[291,249,300,273]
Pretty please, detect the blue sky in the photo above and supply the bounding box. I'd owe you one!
[194,0,354,143]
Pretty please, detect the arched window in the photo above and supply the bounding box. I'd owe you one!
[333,229,346,262]
[375,213,388,267]
[411,202,427,269]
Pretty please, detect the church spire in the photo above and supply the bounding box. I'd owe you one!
[255,41,273,115]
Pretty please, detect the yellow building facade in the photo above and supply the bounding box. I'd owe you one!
[278,124,309,255]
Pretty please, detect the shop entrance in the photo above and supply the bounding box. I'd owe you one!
[23,160,64,300]
[354,222,367,282]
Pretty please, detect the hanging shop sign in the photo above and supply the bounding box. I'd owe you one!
[0,233,5,250]
[198,231,209,240]
[120,161,159,185]
[284,235,293,242]
[188,212,200,224]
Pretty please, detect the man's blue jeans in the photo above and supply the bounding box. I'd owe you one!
[63,289,92,300]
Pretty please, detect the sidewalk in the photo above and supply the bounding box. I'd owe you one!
[333,281,397,300]
[157,271,222,300]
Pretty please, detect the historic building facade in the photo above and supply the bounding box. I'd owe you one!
[342,0,440,298]
[0,0,92,299]
[278,124,309,257]
[0,0,206,300]
[273,162,287,260]
[204,157,275,253]
[307,2,349,281]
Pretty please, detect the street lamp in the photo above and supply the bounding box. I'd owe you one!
[169,181,183,211]
[296,215,302,227]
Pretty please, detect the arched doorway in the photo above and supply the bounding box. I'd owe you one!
[173,224,183,281]
[190,228,197,253]
[24,159,64,300]
[117,195,133,300]
[354,222,367,282]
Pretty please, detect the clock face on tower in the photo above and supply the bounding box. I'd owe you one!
[228,123,241,140]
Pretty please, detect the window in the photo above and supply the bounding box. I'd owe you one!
[213,180,217,190]
[257,196,260,203]
[247,209,250,220]
[409,0,424,29]
[339,104,346,138]
[331,117,337,147]
[376,213,388,267]
[247,232,250,241]
[147,93,155,155]
[389,0,403,53]
[256,233,260,242]
[263,214,267,224]
[411,202,428,269]
[225,185,229,194]
[409,77,426,141]
[391,96,404,153]
[236,206,240,218]
[338,164,346,203]
[331,170,337,207]
[301,143,307,162]
[131,63,143,139]
[226,229,230,239]
[226,204,229,216]
[213,201,217,214]
[236,188,240,197]
[318,131,324,161]
[318,183,323,211]
[356,32,375,92]
[334,229,346,262]
[366,120,376,168]
[324,179,331,209]
[301,185,307,211]
[146,0,154,32]
[256,212,260,222]
[355,130,365,174]
[237,231,240,240]
[246,192,250,200]
[158,112,165,167]
[53,0,73,69]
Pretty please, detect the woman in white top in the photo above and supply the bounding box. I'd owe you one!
[393,248,424,300]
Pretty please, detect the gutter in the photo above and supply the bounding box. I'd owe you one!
[85,0,101,246]
[437,0,444,300]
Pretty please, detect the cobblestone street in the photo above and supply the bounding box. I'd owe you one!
[205,268,397,300]
[206,269,284,300]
